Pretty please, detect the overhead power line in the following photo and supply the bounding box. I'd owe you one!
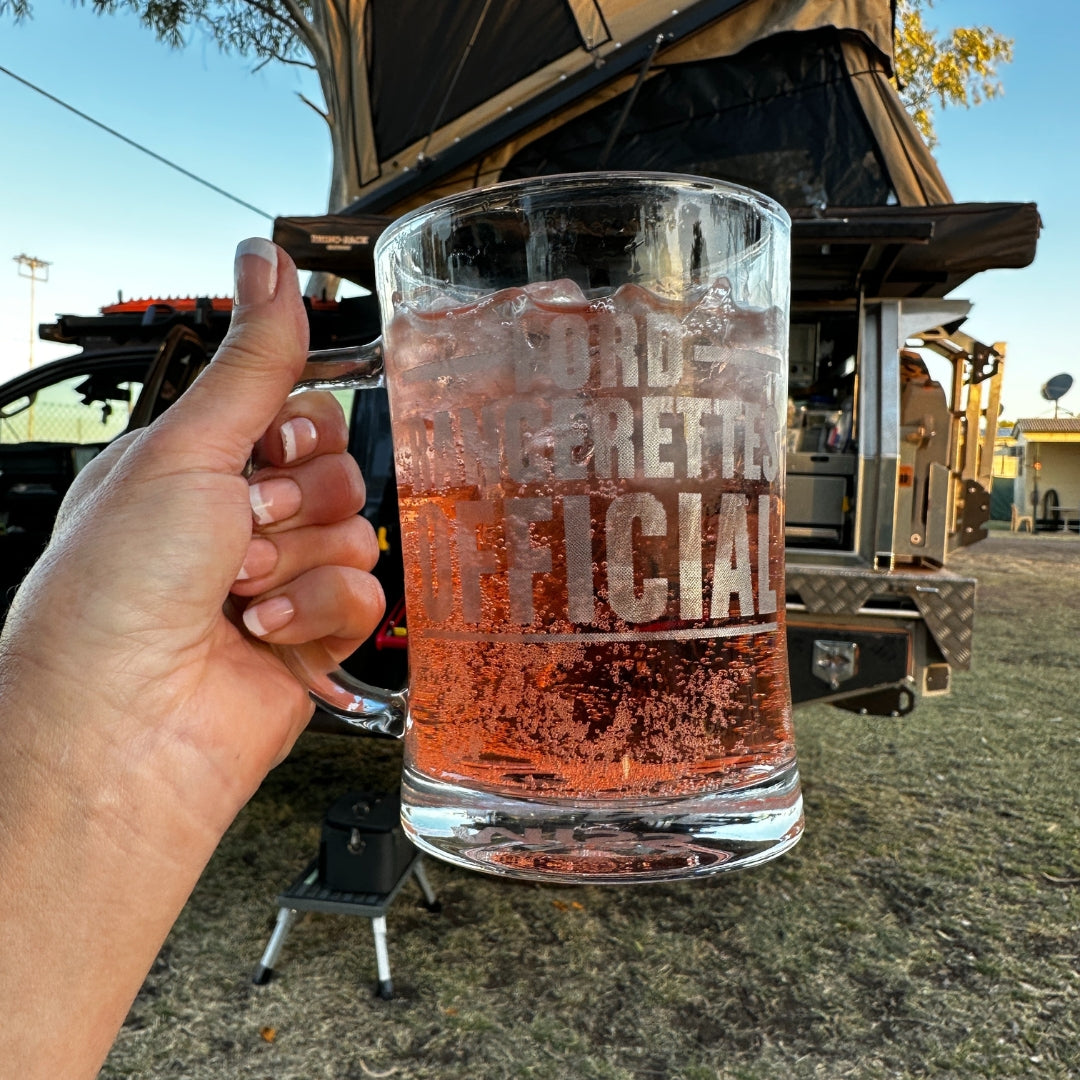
[0,63,273,220]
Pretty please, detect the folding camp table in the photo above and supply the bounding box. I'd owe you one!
[253,854,438,999]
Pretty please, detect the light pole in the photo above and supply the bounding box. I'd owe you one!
[13,253,51,368]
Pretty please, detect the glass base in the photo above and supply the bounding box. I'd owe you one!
[400,763,803,885]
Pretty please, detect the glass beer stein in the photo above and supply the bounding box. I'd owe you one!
[279,173,803,883]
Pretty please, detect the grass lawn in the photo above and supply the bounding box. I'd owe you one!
[103,532,1080,1079]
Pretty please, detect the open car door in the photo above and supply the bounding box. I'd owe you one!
[0,327,210,620]
[126,325,210,431]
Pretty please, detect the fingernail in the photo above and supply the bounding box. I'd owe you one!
[249,477,301,525]
[243,595,295,638]
[280,417,318,464]
[236,538,278,581]
[234,237,279,309]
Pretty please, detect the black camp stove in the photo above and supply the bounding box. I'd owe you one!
[320,789,416,894]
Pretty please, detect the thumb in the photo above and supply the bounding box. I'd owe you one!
[153,238,311,473]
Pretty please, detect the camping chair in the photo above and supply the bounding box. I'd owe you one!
[1011,504,1033,533]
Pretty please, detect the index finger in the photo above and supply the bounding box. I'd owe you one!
[252,391,349,469]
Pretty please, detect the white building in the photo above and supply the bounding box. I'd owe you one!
[1012,418,1080,529]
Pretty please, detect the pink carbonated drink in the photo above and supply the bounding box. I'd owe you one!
[386,278,794,801]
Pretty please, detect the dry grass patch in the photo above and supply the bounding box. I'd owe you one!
[104,533,1080,1079]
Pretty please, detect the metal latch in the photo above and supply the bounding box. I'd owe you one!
[812,640,859,691]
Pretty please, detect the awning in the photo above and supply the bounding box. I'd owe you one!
[272,215,391,286]
[1012,418,1080,441]
[274,201,1041,300]
[791,202,1042,300]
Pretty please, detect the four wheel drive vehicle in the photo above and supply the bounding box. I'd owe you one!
[0,293,407,707]
[0,282,1020,727]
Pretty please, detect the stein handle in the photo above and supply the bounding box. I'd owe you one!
[266,339,408,738]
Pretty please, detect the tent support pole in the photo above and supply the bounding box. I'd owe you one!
[597,33,665,169]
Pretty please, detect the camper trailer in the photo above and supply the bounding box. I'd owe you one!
[2,1,1039,718]
[271,0,1039,716]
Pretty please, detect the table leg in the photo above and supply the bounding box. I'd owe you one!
[371,915,393,999]
[412,860,441,912]
[253,906,298,984]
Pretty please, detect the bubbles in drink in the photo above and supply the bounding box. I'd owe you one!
[386,278,792,800]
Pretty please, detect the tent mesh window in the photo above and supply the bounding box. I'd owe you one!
[367,0,585,161]
[500,30,894,209]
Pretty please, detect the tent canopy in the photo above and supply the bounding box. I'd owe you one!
[327,0,943,215]
[274,0,1039,300]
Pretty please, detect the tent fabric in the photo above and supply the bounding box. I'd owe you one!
[565,0,613,48]
[656,0,893,68]
[839,39,951,205]
[496,30,898,209]
[376,26,947,217]
[366,0,585,161]
[341,0,898,213]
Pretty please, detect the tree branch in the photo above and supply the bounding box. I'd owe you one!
[298,91,330,126]
[254,50,316,71]
[236,0,305,40]
[275,0,320,55]
[0,0,33,19]
[225,0,322,66]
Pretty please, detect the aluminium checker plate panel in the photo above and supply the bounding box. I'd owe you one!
[785,565,976,670]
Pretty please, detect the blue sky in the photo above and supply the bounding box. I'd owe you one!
[1,0,1076,421]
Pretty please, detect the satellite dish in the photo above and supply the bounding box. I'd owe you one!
[1041,373,1073,401]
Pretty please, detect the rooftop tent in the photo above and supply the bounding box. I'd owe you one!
[330,0,945,214]
[274,0,1039,297]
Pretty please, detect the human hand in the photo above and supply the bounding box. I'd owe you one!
[5,239,383,813]
[0,239,384,1077]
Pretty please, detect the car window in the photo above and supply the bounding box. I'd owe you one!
[0,372,143,446]
[333,389,357,431]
